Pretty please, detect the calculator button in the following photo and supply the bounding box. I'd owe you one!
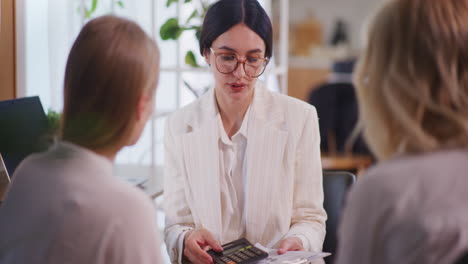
[221,257,231,262]
[244,251,256,257]
[226,261,236,264]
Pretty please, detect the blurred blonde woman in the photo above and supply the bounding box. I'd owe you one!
[336,0,468,263]
[0,16,163,263]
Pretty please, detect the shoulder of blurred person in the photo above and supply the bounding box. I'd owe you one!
[0,141,162,264]
[336,149,468,264]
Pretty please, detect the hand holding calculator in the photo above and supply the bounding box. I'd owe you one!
[207,238,268,264]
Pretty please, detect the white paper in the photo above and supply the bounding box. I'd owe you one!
[254,243,331,264]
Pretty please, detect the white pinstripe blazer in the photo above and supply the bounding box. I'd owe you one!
[163,84,326,263]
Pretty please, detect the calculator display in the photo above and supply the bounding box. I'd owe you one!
[223,245,245,255]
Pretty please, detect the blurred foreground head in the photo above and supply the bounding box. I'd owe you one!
[61,15,160,152]
[355,0,468,160]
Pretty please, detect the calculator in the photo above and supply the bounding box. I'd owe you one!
[207,238,268,264]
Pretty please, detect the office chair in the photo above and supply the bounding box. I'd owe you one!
[322,171,356,264]
[308,81,371,156]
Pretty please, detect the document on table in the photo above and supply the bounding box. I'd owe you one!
[255,243,331,264]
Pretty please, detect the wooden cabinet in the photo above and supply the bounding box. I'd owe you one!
[0,0,16,100]
[288,66,329,102]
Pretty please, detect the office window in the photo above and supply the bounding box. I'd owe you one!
[17,0,289,193]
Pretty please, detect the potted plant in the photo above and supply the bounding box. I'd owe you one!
[78,0,125,19]
[159,0,210,68]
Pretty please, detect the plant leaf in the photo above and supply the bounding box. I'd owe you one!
[46,109,61,132]
[186,9,198,24]
[166,0,178,7]
[76,6,82,16]
[195,27,201,41]
[201,0,209,11]
[185,51,200,67]
[90,0,98,13]
[175,28,184,39]
[184,0,192,3]
[160,18,182,40]
[85,8,92,18]
[116,0,124,8]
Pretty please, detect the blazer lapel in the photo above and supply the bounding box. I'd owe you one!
[244,85,288,243]
[181,89,223,239]
[179,85,288,243]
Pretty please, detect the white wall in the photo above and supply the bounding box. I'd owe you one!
[289,0,384,49]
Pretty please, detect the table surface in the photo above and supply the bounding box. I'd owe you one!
[321,154,373,175]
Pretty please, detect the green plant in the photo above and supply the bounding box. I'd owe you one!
[78,0,125,19]
[46,109,61,138]
[159,0,210,67]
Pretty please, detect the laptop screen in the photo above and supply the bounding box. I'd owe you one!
[0,96,50,178]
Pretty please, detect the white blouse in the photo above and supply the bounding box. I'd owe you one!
[217,107,251,243]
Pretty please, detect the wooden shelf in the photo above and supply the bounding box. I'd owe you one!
[321,155,373,176]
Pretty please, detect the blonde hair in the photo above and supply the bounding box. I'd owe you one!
[61,15,159,150]
[354,0,468,160]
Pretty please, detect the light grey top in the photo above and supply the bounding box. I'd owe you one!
[336,150,468,264]
[0,141,162,264]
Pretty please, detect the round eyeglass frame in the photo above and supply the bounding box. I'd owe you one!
[210,48,269,78]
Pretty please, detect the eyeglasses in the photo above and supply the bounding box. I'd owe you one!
[210,48,269,78]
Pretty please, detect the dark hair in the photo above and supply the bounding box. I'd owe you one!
[199,0,273,58]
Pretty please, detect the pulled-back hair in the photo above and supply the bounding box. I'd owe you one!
[199,0,273,58]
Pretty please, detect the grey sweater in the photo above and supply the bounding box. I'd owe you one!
[336,150,468,264]
[0,141,163,263]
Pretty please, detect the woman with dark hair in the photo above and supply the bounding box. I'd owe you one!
[163,1,326,263]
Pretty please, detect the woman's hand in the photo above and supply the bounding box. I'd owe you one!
[183,228,223,264]
[277,237,304,254]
